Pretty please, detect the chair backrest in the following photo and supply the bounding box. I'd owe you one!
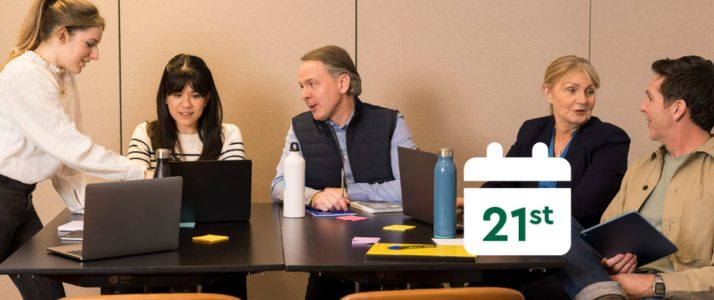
[59,293,240,300]
[340,287,525,300]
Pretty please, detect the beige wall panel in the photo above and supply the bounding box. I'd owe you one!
[0,2,33,60]
[120,0,355,202]
[77,0,122,153]
[358,1,590,191]
[591,0,714,161]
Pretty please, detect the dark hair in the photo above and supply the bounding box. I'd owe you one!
[4,0,104,68]
[652,55,714,131]
[301,45,361,96]
[147,54,224,160]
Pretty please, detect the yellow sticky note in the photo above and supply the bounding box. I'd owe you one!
[383,225,416,232]
[192,234,229,244]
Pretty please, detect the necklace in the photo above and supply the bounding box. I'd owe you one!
[549,129,577,158]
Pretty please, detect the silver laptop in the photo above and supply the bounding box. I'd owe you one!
[47,177,182,261]
[398,147,463,228]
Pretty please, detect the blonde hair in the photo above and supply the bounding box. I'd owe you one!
[543,55,600,90]
[2,0,104,69]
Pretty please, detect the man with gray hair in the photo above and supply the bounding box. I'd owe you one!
[271,45,415,212]
[271,45,417,299]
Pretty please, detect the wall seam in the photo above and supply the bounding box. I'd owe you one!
[355,0,358,67]
[588,0,592,61]
[117,0,124,154]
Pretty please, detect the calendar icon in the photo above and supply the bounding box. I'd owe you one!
[463,142,571,256]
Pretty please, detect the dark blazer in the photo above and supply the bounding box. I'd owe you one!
[483,116,630,228]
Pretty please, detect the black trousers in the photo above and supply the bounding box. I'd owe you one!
[0,174,66,300]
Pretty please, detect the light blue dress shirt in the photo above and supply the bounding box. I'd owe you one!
[271,112,416,205]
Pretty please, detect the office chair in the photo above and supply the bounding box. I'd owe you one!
[59,293,240,300]
[340,287,525,300]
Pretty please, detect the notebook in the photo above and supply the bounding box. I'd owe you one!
[47,177,182,261]
[580,212,678,265]
[305,207,357,218]
[365,243,476,262]
[169,160,252,223]
[350,200,403,213]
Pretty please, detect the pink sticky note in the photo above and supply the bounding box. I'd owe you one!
[337,215,368,221]
[352,237,380,245]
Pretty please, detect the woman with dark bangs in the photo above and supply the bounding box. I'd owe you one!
[127,54,245,168]
[126,53,247,298]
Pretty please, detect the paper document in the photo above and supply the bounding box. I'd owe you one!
[57,221,83,232]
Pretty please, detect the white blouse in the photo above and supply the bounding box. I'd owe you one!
[0,51,146,213]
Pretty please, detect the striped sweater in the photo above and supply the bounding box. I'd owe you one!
[127,122,245,169]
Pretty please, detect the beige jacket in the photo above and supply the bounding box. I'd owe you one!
[602,137,714,299]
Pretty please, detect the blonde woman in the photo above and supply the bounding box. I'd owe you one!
[483,55,630,229]
[0,1,150,298]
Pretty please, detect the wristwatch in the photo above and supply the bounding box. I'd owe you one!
[653,273,666,298]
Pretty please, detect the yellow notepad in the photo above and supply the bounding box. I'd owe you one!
[192,234,229,244]
[366,243,476,262]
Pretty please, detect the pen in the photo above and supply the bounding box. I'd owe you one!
[341,168,348,199]
[388,244,436,250]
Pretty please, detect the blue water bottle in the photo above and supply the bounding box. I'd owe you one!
[434,148,456,238]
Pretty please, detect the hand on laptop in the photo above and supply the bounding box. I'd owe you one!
[311,188,350,212]
[601,253,638,274]
[144,169,154,179]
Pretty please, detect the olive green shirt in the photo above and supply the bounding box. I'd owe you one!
[639,153,688,273]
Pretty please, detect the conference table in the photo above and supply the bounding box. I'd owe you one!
[0,203,284,288]
[281,209,563,285]
[0,203,562,290]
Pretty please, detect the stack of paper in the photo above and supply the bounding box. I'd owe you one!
[57,221,83,232]
[350,201,403,213]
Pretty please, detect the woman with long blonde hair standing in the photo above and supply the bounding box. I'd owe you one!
[0,1,150,298]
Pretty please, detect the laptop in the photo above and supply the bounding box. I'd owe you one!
[169,160,252,223]
[398,147,463,228]
[47,177,182,261]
